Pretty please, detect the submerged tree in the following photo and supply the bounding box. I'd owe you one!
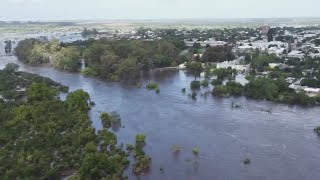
[186,61,203,80]
[4,40,12,54]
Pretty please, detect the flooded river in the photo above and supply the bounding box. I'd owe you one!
[1,53,320,180]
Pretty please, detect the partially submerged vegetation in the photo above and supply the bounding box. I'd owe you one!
[132,134,151,175]
[201,79,209,87]
[15,39,80,71]
[15,38,186,81]
[0,63,149,179]
[0,63,67,101]
[314,126,320,135]
[192,147,199,155]
[171,144,181,154]
[190,80,201,89]
[212,77,320,106]
[135,134,146,143]
[146,82,160,93]
[243,158,251,165]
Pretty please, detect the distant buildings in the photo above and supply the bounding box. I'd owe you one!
[216,58,250,72]
[185,38,228,47]
[236,40,288,55]
[287,50,305,59]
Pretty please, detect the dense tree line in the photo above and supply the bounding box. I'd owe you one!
[201,46,234,63]
[15,38,185,81]
[14,39,80,71]
[79,38,184,81]
[212,77,320,106]
[81,28,99,38]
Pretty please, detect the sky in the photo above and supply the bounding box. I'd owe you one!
[0,0,319,21]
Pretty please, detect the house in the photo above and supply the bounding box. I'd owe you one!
[268,47,285,56]
[309,53,320,58]
[201,40,227,47]
[217,59,250,72]
[303,87,320,93]
[287,50,305,59]
[269,63,282,69]
[192,54,203,60]
[303,87,320,97]
[184,38,228,47]
[286,77,296,84]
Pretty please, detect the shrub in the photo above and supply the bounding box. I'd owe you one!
[4,63,19,74]
[201,79,209,87]
[146,82,158,90]
[314,126,320,135]
[89,101,95,106]
[126,144,135,151]
[211,79,223,86]
[135,134,146,143]
[110,112,121,124]
[81,67,99,76]
[155,87,160,94]
[190,81,201,89]
[160,166,164,173]
[231,102,243,108]
[171,144,181,154]
[243,158,251,165]
[212,85,229,96]
[226,81,244,96]
[192,147,199,155]
[191,92,197,100]
[100,112,112,129]
[132,155,151,175]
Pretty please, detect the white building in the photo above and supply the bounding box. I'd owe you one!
[184,38,227,47]
[304,87,320,93]
[217,59,250,72]
[268,47,285,56]
[236,40,288,53]
[269,63,282,69]
[287,50,305,59]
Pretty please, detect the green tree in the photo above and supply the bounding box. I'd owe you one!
[193,42,201,49]
[65,89,91,112]
[3,63,19,74]
[186,61,203,80]
[28,44,50,64]
[51,47,80,71]
[27,83,58,102]
[117,58,140,81]
[101,112,112,129]
[201,46,234,62]
[14,38,39,63]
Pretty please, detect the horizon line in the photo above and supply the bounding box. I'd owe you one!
[2,16,320,23]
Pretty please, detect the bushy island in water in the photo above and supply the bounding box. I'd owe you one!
[14,38,186,82]
[0,63,150,179]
